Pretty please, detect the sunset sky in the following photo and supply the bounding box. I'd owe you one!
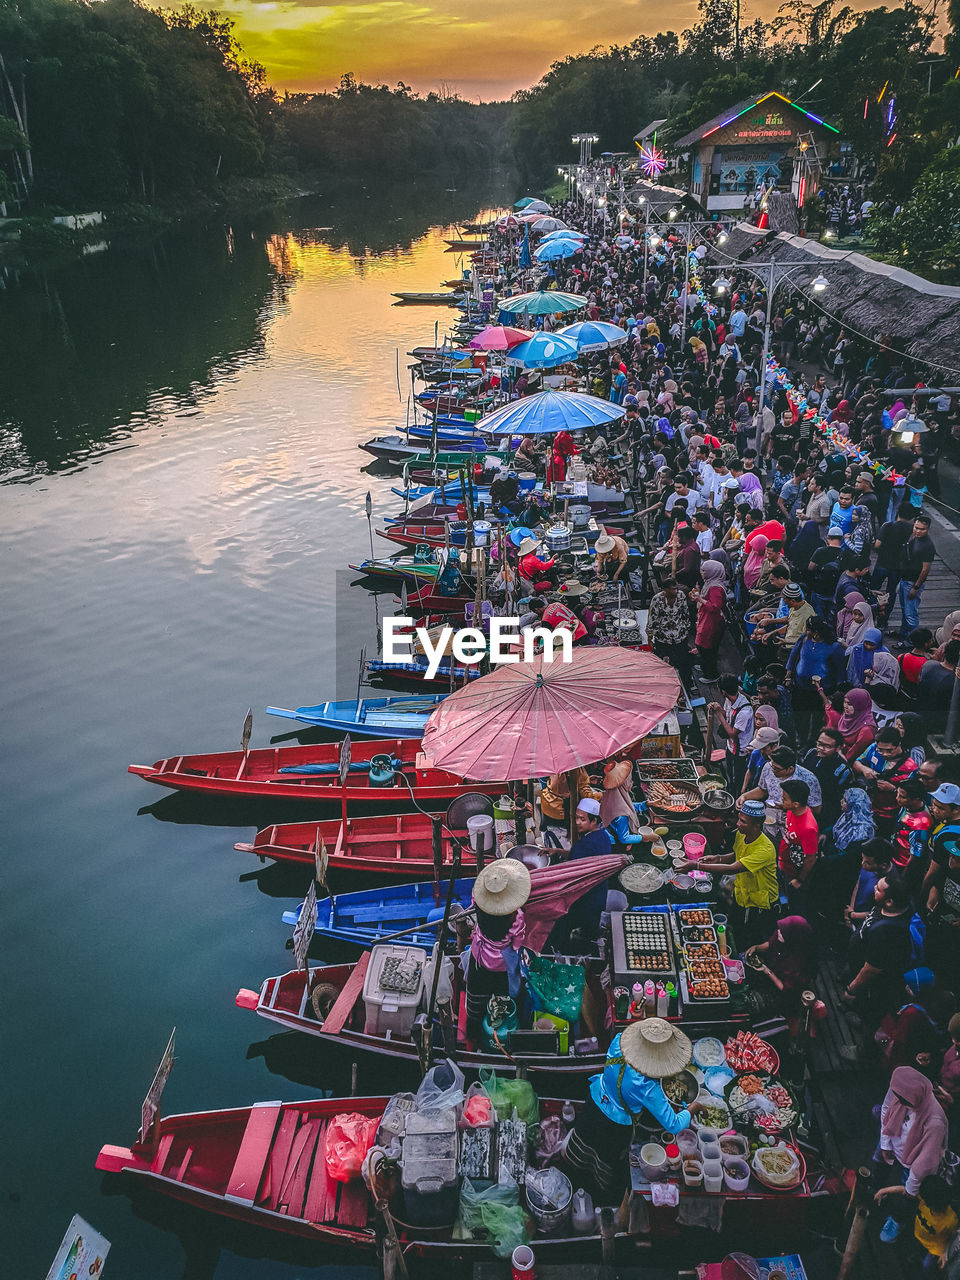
[210,0,817,102]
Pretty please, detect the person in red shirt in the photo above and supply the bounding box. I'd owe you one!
[892,776,933,887]
[517,537,555,590]
[898,628,935,691]
[778,777,819,915]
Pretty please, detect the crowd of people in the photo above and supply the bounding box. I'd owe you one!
[477,193,960,1266]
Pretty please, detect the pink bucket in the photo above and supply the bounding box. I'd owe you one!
[683,833,707,861]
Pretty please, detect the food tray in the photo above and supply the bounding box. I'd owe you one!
[677,907,714,929]
[619,863,665,895]
[679,970,730,1004]
[611,909,677,986]
[726,1075,798,1134]
[644,780,702,816]
[634,758,700,783]
[751,1143,807,1192]
[682,926,717,944]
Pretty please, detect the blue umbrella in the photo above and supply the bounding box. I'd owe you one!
[477,390,625,436]
[540,229,586,243]
[504,332,580,369]
[534,239,583,262]
[557,321,628,353]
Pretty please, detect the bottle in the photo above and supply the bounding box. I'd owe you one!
[644,979,656,1008]
[571,1187,595,1235]
[717,924,728,956]
[632,981,643,1005]
[657,983,669,1017]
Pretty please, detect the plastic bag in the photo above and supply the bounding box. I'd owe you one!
[526,955,586,1024]
[479,1067,540,1130]
[325,1112,381,1182]
[455,1176,531,1258]
[461,1082,494,1129]
[416,1057,465,1114]
[532,1114,566,1167]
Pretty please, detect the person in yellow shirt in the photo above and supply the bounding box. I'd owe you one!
[913,1175,959,1265]
[679,801,778,946]
[539,769,595,845]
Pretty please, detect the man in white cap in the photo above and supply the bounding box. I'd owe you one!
[593,531,630,583]
[552,797,613,951]
[681,800,778,945]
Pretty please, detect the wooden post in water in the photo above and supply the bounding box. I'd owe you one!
[836,1166,873,1280]
[599,1205,616,1264]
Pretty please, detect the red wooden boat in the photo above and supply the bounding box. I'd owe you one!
[235,812,477,876]
[403,581,477,615]
[236,956,611,1076]
[128,738,505,804]
[96,1090,608,1256]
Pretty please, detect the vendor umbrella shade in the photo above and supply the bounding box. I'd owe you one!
[421,647,681,781]
[540,229,586,243]
[476,389,626,436]
[523,853,629,951]
[498,290,588,318]
[467,325,534,351]
[534,239,582,262]
[529,216,569,233]
[515,197,550,211]
[504,333,580,369]
[557,320,628,353]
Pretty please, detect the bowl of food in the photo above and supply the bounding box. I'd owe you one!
[618,862,665,895]
[704,789,734,812]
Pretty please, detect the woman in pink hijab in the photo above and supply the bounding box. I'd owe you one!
[742,534,768,590]
[836,591,866,646]
[874,1066,948,1241]
[832,687,876,760]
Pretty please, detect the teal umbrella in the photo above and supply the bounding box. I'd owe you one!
[498,290,587,318]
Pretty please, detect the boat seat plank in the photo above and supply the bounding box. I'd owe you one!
[278,1119,316,1211]
[226,1104,282,1202]
[154,1132,174,1173]
[304,1121,337,1223]
[173,1146,193,1182]
[347,903,436,923]
[258,1108,300,1208]
[337,1178,370,1228]
[321,951,370,1035]
[284,1118,322,1219]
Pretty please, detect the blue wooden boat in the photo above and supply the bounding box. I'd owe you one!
[366,657,485,687]
[281,877,476,948]
[266,695,445,737]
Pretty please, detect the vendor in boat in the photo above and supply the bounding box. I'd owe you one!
[489,470,523,515]
[517,537,557,591]
[464,859,531,1045]
[600,755,644,845]
[565,1019,704,1195]
[550,798,614,951]
[513,435,546,473]
[539,769,595,844]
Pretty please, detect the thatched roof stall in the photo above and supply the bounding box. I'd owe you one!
[706,229,960,378]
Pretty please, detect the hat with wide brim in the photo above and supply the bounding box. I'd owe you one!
[472,858,532,916]
[620,1018,692,1078]
[595,534,616,554]
[518,538,539,556]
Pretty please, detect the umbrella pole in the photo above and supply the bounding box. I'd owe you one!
[566,768,579,848]
[421,839,463,1073]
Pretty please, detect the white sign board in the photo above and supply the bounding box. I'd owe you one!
[46,1215,110,1280]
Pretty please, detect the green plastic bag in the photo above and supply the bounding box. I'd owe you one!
[479,1067,540,1129]
[455,1177,531,1258]
[525,954,586,1023]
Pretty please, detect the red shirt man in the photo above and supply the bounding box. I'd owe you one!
[778,777,819,892]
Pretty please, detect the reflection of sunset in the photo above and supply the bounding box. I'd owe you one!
[0,215,501,592]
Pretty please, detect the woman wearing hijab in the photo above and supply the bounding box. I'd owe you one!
[742,534,768,591]
[694,559,727,683]
[837,590,867,646]
[843,505,875,558]
[744,916,817,1016]
[842,599,875,652]
[829,786,876,854]
[832,688,878,760]
[895,712,926,766]
[874,1066,949,1242]
[880,968,953,1077]
[847,628,901,691]
[831,399,854,427]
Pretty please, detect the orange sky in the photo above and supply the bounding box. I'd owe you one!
[210,0,854,102]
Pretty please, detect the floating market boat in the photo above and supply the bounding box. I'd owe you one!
[366,656,485,688]
[282,876,476,948]
[348,553,443,586]
[96,1087,598,1255]
[235,812,472,876]
[265,695,445,738]
[128,739,505,804]
[391,291,460,305]
[443,238,488,250]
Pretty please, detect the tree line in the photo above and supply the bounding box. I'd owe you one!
[0,0,508,215]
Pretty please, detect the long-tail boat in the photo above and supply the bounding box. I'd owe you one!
[265,695,445,738]
[128,739,505,804]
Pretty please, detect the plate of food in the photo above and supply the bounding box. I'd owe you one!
[725,1030,780,1074]
[619,863,665,895]
[726,1075,798,1134]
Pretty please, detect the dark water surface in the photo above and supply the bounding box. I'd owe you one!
[1,176,513,1277]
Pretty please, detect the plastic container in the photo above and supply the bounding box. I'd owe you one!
[704,1066,737,1096]
[676,1128,699,1156]
[401,1109,459,1226]
[466,813,495,854]
[363,944,427,1038]
[525,1167,573,1235]
[472,520,492,547]
[682,1158,703,1187]
[512,1244,536,1278]
[703,1159,723,1193]
[665,1143,681,1172]
[692,1037,726,1070]
[722,957,745,984]
[700,1140,721,1163]
[719,1133,749,1159]
[571,1187,595,1235]
[723,1157,751,1192]
[683,833,707,861]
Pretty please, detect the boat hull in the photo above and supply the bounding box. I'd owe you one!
[235,812,474,875]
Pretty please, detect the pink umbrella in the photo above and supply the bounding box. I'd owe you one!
[496,214,522,229]
[523,854,629,951]
[467,325,535,351]
[422,648,681,781]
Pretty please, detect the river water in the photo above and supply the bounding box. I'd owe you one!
[0,175,514,1278]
